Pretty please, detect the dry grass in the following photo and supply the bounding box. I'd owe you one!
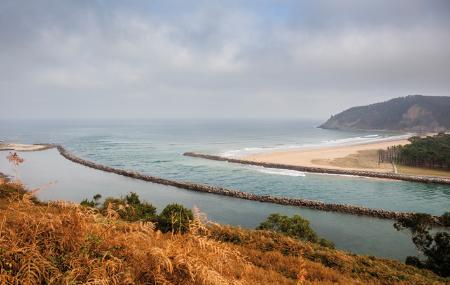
[0,183,448,284]
[0,184,297,284]
[209,225,450,285]
[312,150,393,172]
[396,164,450,178]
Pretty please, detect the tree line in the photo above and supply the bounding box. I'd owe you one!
[379,133,450,170]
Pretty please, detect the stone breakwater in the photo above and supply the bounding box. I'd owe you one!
[183,152,450,185]
[51,145,446,223]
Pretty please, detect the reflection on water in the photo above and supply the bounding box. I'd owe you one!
[1,149,419,261]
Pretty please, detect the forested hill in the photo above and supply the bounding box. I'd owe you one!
[319,95,450,131]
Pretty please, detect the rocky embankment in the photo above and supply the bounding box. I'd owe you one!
[183,152,450,185]
[51,145,446,223]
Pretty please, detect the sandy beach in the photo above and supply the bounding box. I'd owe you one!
[244,139,410,173]
[0,143,53,152]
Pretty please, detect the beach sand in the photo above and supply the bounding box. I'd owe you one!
[0,143,52,152]
[244,139,410,172]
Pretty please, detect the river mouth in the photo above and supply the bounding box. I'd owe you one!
[1,119,449,261]
[0,148,421,261]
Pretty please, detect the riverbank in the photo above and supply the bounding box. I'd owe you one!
[243,138,410,172]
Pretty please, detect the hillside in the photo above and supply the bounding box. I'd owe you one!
[0,181,448,284]
[319,95,450,131]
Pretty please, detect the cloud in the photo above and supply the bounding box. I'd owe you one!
[1,0,449,119]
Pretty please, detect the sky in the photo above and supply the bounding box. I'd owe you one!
[1,0,449,120]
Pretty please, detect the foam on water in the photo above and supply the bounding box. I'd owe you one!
[220,133,412,158]
[247,166,306,177]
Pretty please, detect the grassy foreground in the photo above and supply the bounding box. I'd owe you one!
[0,182,448,284]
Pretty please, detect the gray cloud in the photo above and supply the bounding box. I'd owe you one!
[1,0,449,119]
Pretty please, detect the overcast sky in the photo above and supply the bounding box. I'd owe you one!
[1,0,449,120]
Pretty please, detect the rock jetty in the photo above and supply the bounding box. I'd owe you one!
[183,152,450,185]
[52,145,446,224]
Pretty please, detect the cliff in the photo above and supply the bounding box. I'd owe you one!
[319,95,450,132]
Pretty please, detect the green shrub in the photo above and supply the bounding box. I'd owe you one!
[157,203,193,234]
[101,192,156,222]
[405,256,423,268]
[422,232,450,277]
[257,213,319,243]
[393,213,434,234]
[441,212,450,226]
[319,238,335,249]
[125,192,140,205]
[80,194,102,208]
[395,213,450,277]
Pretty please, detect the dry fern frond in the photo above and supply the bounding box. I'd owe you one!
[296,251,307,285]
[0,180,444,285]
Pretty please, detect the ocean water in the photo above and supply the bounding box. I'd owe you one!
[1,119,450,260]
[1,119,449,215]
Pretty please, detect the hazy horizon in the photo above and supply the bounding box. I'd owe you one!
[1,1,450,120]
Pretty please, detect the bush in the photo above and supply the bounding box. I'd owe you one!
[441,212,450,226]
[125,192,140,205]
[319,238,335,249]
[405,256,423,268]
[80,194,102,208]
[422,232,450,277]
[157,203,193,234]
[101,192,156,222]
[257,213,319,243]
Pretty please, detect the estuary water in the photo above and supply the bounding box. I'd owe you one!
[1,119,450,260]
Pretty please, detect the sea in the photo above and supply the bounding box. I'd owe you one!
[1,119,449,260]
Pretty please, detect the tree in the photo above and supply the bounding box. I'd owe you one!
[394,213,450,277]
[157,203,193,234]
[257,213,318,243]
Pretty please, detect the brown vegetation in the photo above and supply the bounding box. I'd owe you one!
[312,149,393,171]
[0,182,448,284]
[397,165,450,178]
[0,185,270,284]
